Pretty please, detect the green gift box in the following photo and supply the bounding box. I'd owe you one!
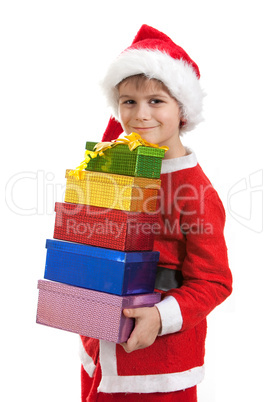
[85,142,165,179]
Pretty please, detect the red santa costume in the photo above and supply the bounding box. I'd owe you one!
[80,25,232,401]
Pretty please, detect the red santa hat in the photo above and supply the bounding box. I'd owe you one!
[101,24,205,141]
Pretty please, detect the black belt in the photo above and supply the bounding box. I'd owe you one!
[155,266,183,291]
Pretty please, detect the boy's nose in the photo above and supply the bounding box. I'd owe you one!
[135,103,151,121]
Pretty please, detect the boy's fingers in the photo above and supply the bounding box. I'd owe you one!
[120,331,139,353]
[123,309,131,317]
[123,308,140,318]
[121,339,137,353]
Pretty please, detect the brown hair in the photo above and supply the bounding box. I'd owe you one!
[118,74,169,92]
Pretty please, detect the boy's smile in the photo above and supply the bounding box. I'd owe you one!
[118,78,186,159]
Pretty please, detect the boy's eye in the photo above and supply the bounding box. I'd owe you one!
[123,99,135,105]
[150,99,163,104]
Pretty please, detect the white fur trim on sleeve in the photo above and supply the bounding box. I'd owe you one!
[155,296,183,335]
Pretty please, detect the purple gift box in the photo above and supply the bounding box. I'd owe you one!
[36,280,161,343]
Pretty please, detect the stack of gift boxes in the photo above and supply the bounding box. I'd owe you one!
[36,138,166,343]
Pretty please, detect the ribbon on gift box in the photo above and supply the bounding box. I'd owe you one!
[69,132,169,179]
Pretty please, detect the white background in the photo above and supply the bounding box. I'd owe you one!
[1,1,267,401]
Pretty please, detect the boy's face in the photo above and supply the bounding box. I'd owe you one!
[118,78,183,151]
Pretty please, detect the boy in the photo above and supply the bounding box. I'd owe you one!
[80,25,232,401]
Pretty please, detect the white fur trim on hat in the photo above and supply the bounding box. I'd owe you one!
[101,48,205,133]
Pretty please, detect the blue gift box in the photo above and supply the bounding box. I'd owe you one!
[44,239,160,295]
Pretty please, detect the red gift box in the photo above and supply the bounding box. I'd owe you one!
[53,202,159,251]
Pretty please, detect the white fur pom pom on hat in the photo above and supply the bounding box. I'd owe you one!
[101,25,205,141]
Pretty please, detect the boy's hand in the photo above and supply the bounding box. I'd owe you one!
[120,306,161,353]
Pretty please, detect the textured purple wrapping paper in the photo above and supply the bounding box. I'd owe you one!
[36,280,161,343]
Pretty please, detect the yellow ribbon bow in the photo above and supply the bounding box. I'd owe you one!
[69,132,169,179]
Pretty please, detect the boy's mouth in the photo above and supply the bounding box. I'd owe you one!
[132,126,158,132]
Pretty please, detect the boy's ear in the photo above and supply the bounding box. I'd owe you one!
[102,117,124,141]
[180,119,187,128]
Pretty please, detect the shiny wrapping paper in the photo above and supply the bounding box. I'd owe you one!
[36,280,161,343]
[44,239,160,295]
[64,170,161,212]
[85,142,165,179]
[53,202,158,251]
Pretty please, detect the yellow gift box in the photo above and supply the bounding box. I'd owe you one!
[64,170,161,213]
